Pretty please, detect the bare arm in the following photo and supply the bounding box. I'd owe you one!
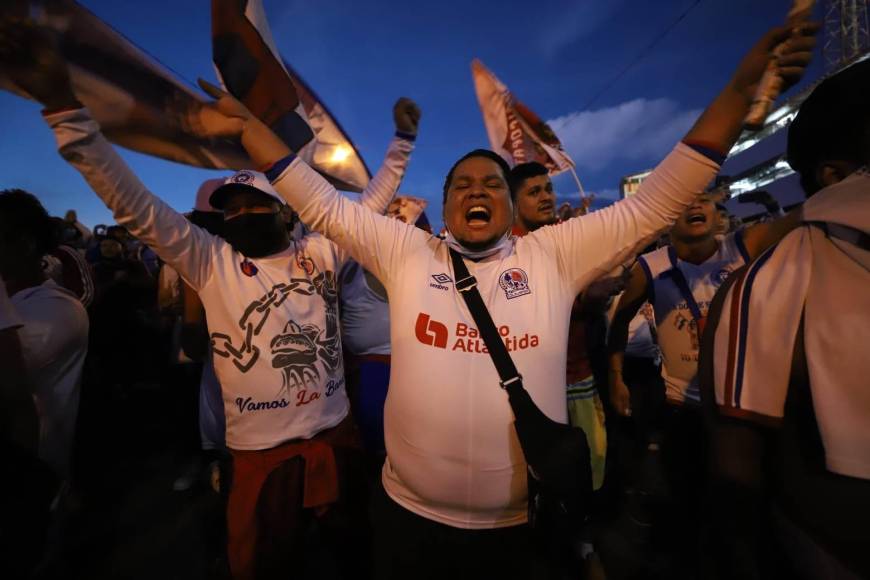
[683,25,818,154]
[739,207,803,260]
[533,24,818,292]
[607,263,649,417]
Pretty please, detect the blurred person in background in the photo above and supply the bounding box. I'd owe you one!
[0,189,89,576]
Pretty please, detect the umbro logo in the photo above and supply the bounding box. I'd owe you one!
[429,273,452,291]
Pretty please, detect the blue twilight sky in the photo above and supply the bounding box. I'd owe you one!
[0,0,823,232]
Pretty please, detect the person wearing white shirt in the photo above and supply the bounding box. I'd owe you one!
[0,22,421,579]
[2,19,818,580]
[0,190,89,576]
[167,23,817,579]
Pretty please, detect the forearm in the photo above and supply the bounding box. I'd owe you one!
[608,351,626,384]
[684,82,753,155]
[0,282,38,453]
[358,134,415,213]
[44,108,215,289]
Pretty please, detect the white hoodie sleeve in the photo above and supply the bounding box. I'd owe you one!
[528,143,720,293]
[43,108,221,291]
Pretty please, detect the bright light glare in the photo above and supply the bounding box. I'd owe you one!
[330,145,352,164]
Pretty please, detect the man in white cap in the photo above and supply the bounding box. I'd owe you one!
[0,21,421,576]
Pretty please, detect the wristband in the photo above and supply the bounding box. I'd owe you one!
[264,153,298,182]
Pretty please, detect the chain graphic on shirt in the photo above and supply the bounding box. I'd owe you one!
[210,268,341,393]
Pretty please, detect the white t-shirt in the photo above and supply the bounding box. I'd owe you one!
[47,108,413,451]
[270,142,719,528]
[11,281,88,478]
[638,232,748,404]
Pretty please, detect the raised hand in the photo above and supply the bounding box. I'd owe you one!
[610,375,632,417]
[183,78,251,140]
[0,17,79,110]
[730,22,819,103]
[393,97,421,136]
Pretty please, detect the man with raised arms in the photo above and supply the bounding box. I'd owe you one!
[191,24,813,579]
[0,18,816,580]
[0,20,420,580]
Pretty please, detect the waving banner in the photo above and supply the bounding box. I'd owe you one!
[0,0,250,170]
[471,59,576,177]
[212,0,370,192]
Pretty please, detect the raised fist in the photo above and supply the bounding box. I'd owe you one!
[393,97,421,136]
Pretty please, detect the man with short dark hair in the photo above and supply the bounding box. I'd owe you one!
[509,161,555,234]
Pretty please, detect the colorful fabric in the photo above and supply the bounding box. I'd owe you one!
[713,169,870,480]
[212,0,371,192]
[639,232,747,404]
[566,376,607,491]
[471,59,575,174]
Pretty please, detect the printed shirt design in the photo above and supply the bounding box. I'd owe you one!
[200,241,349,450]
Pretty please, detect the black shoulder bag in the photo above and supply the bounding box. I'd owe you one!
[448,248,592,543]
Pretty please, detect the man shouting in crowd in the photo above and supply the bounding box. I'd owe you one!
[607,189,805,578]
[2,18,816,580]
[0,20,419,580]
[184,23,813,580]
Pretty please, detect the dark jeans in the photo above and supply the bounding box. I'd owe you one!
[658,404,708,580]
[371,483,548,580]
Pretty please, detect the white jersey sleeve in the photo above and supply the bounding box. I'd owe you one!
[357,135,414,213]
[332,135,415,266]
[271,157,430,290]
[43,108,221,292]
[527,143,720,293]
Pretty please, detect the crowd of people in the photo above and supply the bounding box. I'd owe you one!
[1,15,867,580]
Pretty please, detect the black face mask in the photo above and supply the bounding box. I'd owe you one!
[223,213,289,258]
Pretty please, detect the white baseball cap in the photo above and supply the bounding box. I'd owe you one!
[209,170,286,210]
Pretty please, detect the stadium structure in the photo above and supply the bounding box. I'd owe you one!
[619,0,869,221]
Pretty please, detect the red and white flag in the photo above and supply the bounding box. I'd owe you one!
[212,0,370,192]
[471,59,575,176]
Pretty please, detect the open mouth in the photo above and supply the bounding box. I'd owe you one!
[687,213,707,225]
[538,202,554,213]
[465,205,492,227]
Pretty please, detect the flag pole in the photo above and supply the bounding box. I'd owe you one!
[568,166,586,199]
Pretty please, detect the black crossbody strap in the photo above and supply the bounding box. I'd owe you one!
[448,248,523,390]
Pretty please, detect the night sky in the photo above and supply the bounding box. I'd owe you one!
[0,0,823,231]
